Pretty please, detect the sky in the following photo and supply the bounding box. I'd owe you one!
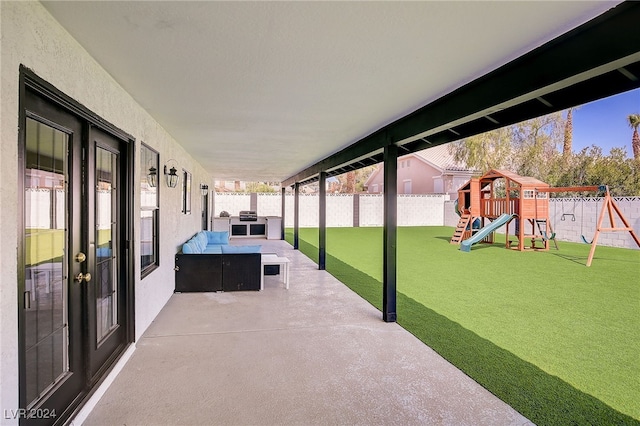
[571,88,640,157]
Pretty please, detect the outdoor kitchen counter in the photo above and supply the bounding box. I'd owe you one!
[213,216,281,240]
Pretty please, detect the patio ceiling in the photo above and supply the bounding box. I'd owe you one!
[42,1,625,183]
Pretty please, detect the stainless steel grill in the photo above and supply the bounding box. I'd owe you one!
[239,210,257,221]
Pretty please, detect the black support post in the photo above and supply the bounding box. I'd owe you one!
[294,183,300,249]
[383,144,398,322]
[281,186,286,240]
[319,171,327,270]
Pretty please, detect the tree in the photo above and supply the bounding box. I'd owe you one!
[448,125,512,171]
[331,166,376,193]
[448,109,640,195]
[550,145,640,196]
[345,171,356,193]
[510,112,564,178]
[450,112,565,177]
[628,113,640,160]
[245,182,278,193]
[563,108,575,162]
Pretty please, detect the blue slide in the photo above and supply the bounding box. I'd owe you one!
[460,213,513,252]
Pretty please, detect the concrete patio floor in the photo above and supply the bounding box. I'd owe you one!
[80,239,532,425]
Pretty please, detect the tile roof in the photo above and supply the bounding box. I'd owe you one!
[412,144,477,172]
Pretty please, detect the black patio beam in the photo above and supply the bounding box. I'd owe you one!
[282,1,640,187]
[383,143,398,323]
[319,171,327,270]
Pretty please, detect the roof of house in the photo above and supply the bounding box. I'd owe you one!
[413,144,478,173]
[365,144,477,186]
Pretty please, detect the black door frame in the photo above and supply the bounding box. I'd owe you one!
[202,191,209,231]
[85,127,130,384]
[17,66,135,424]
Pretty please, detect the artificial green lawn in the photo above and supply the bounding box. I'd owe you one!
[286,226,640,425]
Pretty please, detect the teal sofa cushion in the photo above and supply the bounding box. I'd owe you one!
[203,245,223,254]
[182,241,200,254]
[220,245,261,254]
[195,232,208,249]
[206,231,229,245]
[181,231,235,254]
[190,236,204,252]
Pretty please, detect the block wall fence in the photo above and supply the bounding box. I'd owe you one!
[212,193,640,250]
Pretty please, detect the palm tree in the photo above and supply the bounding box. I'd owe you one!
[629,114,640,160]
[563,108,575,162]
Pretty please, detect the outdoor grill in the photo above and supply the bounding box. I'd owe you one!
[239,210,258,221]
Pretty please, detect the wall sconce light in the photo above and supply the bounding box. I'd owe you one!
[164,159,179,188]
[147,165,157,188]
[200,184,209,196]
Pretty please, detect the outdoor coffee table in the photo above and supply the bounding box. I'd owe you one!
[260,254,290,290]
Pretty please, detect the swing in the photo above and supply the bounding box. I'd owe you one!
[533,192,557,249]
[560,198,576,221]
[580,197,599,244]
[536,219,556,241]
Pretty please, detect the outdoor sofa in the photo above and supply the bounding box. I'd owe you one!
[175,231,262,292]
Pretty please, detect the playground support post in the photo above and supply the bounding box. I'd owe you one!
[586,191,640,266]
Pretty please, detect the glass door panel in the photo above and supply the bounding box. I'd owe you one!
[95,147,118,343]
[23,117,69,408]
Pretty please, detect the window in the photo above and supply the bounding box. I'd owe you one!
[523,190,535,199]
[434,178,443,193]
[140,144,159,277]
[182,169,192,214]
[403,180,412,194]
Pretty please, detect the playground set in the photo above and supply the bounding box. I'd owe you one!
[450,169,640,266]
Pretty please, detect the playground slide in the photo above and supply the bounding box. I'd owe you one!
[460,213,514,253]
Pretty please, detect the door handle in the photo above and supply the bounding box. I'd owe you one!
[75,272,92,283]
[75,252,87,263]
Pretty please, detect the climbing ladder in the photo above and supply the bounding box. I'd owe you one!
[450,214,471,244]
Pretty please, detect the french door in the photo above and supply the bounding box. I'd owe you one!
[19,81,131,425]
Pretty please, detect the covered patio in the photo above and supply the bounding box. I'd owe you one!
[77,239,529,425]
[2,1,640,425]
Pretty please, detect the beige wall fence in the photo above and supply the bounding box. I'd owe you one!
[213,193,448,228]
[213,193,639,249]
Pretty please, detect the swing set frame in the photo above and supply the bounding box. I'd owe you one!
[535,185,640,266]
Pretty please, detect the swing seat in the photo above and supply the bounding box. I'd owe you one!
[581,235,593,244]
[540,231,556,241]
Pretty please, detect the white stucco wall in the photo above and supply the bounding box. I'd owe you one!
[1,2,212,420]
[359,194,384,226]
[212,192,252,217]
[256,192,283,217]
